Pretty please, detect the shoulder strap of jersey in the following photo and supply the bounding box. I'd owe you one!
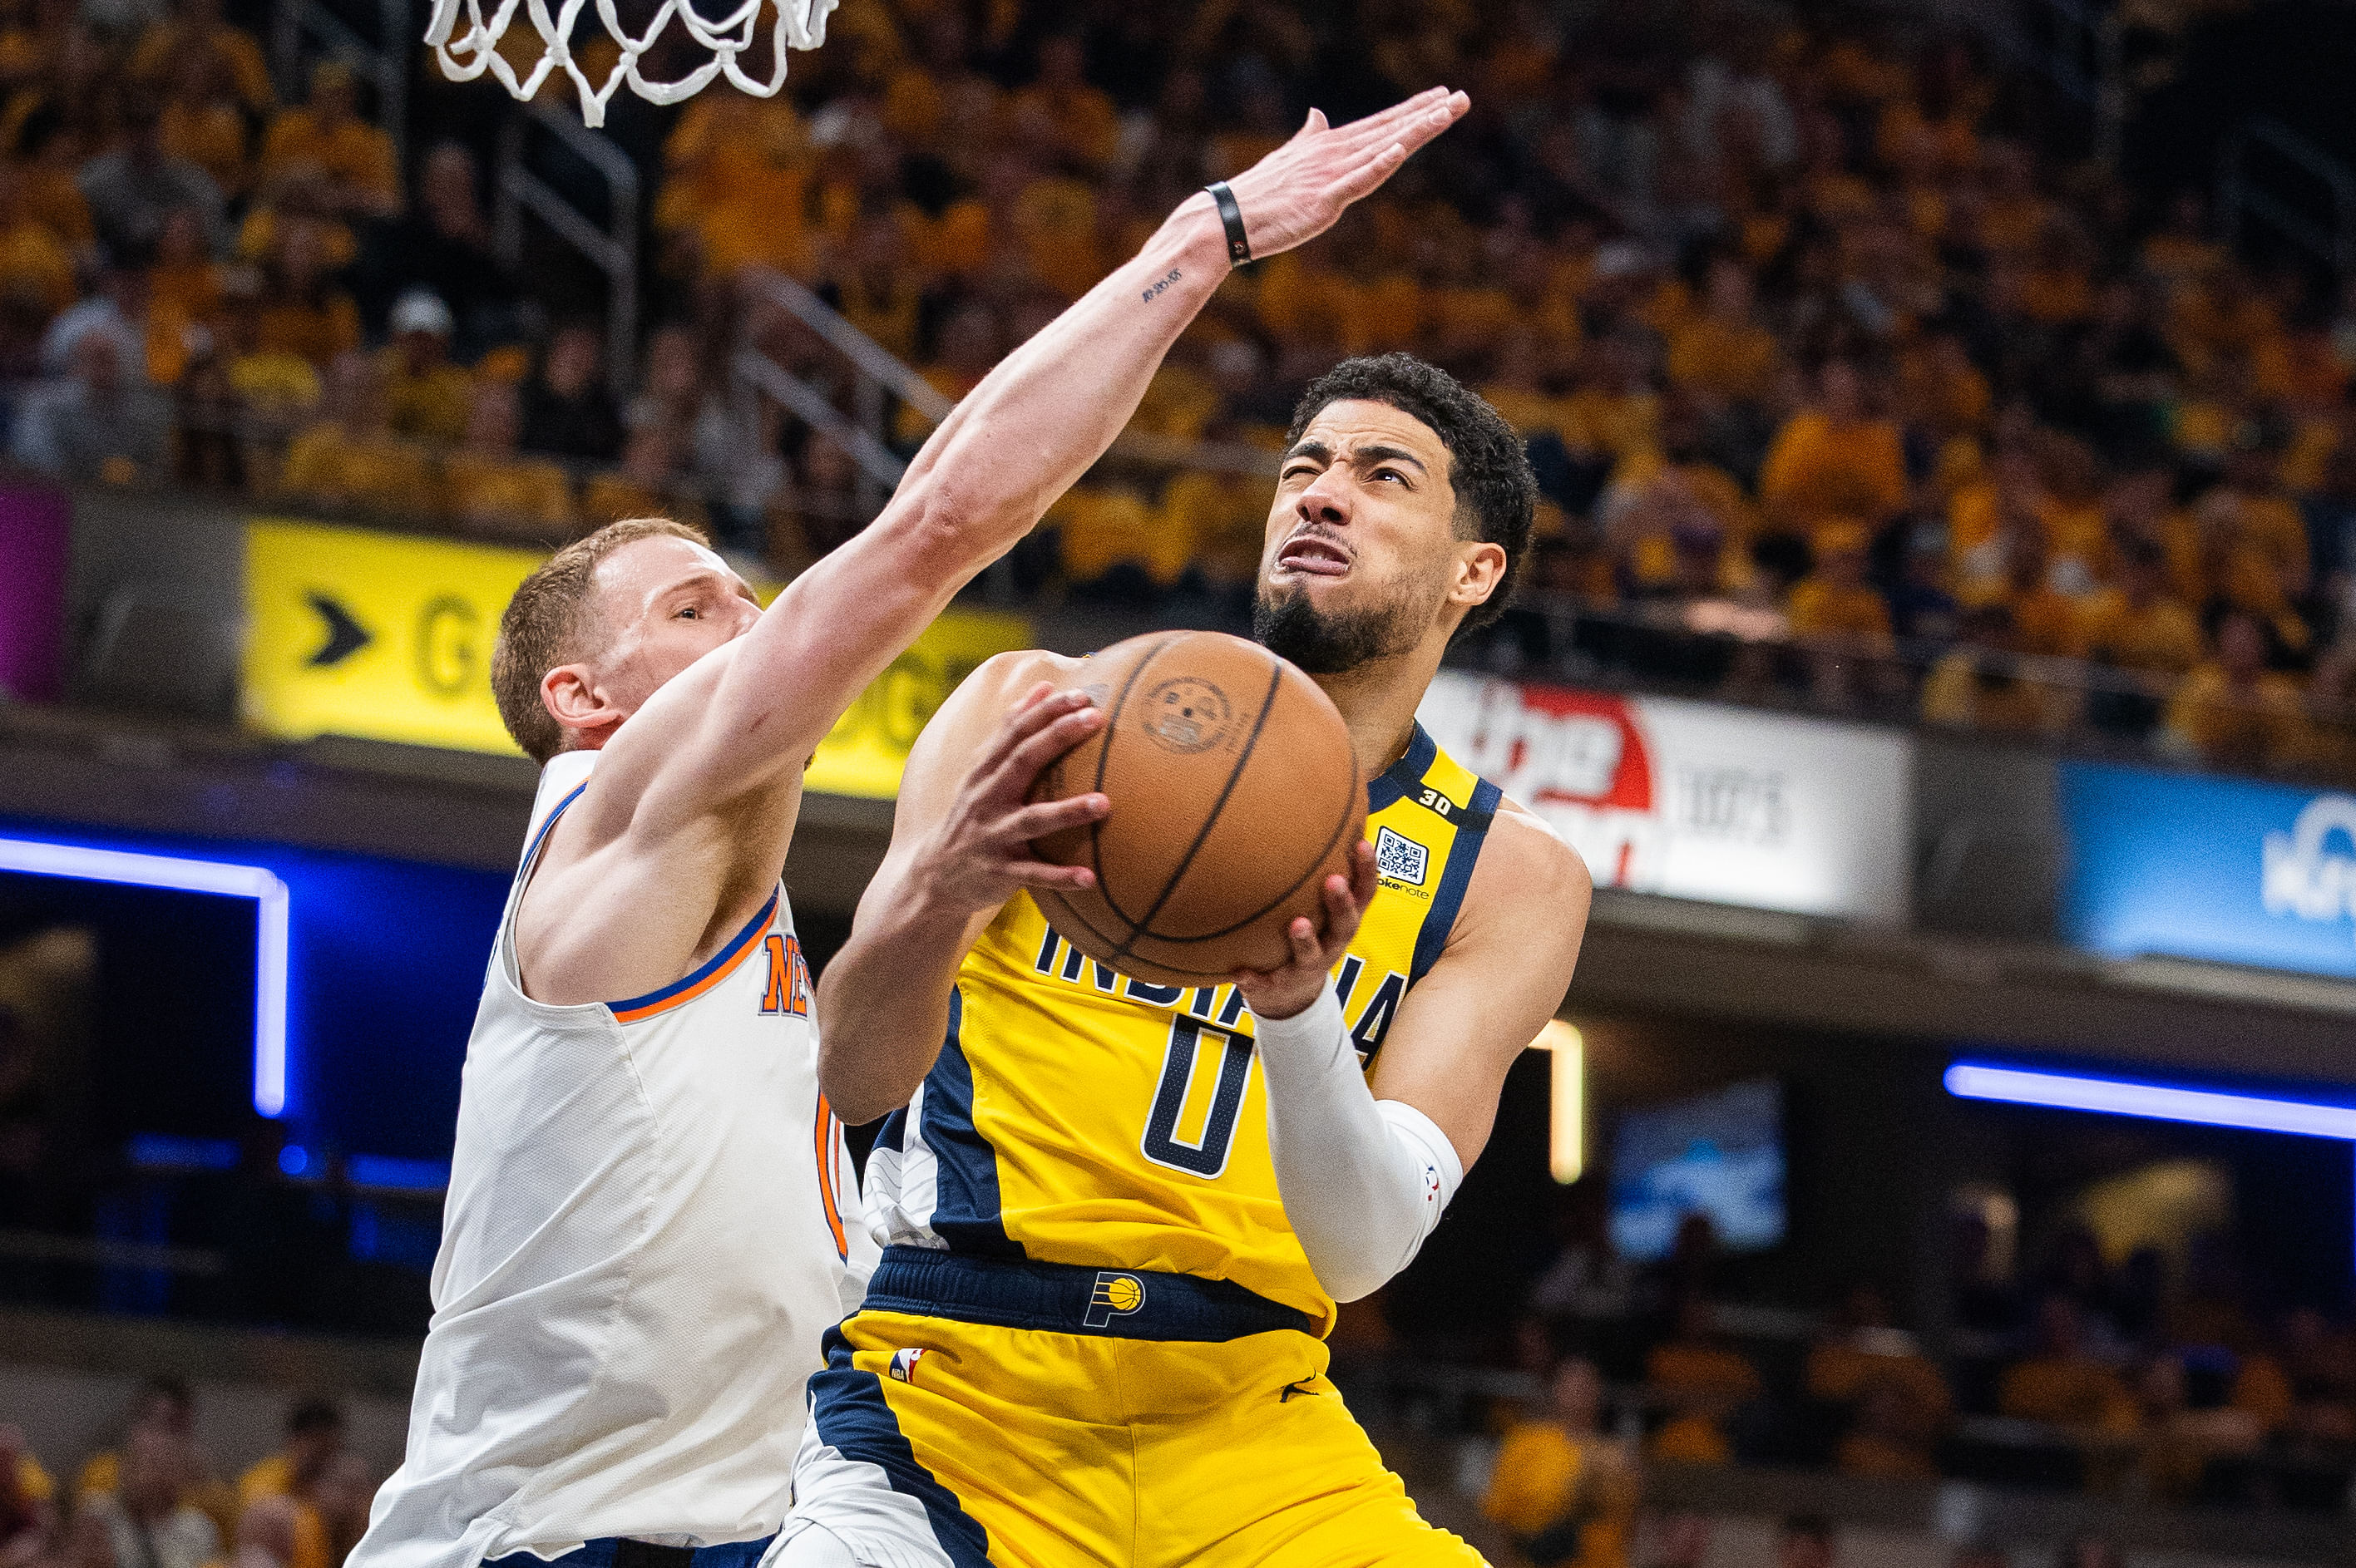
[1397,727,1502,985]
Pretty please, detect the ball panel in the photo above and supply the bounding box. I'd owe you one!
[1080,634,1265,931]
[1140,664,1365,941]
[1021,628,1366,989]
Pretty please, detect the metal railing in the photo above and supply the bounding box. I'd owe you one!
[2218,117,2356,276]
[728,264,1281,574]
[272,0,411,164]
[736,267,936,518]
[494,103,641,388]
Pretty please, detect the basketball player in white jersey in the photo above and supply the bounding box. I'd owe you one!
[348,86,1469,1568]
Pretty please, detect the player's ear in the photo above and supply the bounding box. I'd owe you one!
[542,662,623,747]
[1447,539,1508,613]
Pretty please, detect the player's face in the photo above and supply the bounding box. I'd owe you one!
[587,535,763,716]
[1253,400,1463,673]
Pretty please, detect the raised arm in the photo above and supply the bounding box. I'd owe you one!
[814,652,1105,1123]
[585,90,1470,847]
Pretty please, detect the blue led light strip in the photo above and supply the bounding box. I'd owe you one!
[0,837,291,1117]
[1944,1062,2356,1141]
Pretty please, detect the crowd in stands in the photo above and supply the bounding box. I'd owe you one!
[0,1384,370,1568]
[6,0,2356,779]
[1467,1207,2356,1563]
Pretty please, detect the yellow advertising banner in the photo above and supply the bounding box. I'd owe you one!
[804,605,1030,799]
[244,519,539,755]
[242,519,1031,796]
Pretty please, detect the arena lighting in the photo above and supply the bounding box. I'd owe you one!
[1943,1062,2356,1141]
[1533,1020,1584,1183]
[0,836,291,1117]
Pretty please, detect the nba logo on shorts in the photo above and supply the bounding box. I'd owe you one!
[1375,826,1429,886]
[1084,1271,1147,1328]
[887,1349,926,1383]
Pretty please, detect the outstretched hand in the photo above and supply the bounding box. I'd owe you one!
[1221,86,1470,261]
[1232,839,1381,1023]
[911,683,1109,921]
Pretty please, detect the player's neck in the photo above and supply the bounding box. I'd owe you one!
[1315,645,1441,786]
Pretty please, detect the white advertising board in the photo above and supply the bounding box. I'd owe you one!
[1416,670,1914,925]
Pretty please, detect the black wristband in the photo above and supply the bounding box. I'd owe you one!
[1205,180,1251,264]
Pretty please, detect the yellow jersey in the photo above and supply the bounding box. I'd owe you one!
[866,723,1500,1335]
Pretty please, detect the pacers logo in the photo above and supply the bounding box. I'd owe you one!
[1084,1271,1147,1328]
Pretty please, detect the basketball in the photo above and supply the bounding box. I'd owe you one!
[1028,631,1366,988]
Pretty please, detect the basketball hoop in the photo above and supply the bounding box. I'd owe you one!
[424,0,837,127]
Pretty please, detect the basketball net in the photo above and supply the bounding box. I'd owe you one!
[424,0,837,127]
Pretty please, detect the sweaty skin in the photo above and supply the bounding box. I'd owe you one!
[504,91,1473,1008]
[818,397,1592,1180]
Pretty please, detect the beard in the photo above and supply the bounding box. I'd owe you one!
[1252,577,1426,674]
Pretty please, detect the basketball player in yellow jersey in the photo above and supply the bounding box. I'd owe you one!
[778,354,1592,1568]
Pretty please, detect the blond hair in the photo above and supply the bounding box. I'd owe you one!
[490,516,709,762]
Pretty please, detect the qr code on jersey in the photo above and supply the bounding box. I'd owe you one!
[1375,826,1429,886]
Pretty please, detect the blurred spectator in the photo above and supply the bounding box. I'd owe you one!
[12,327,171,484]
[1480,1358,1637,1568]
[313,1456,373,1568]
[82,1427,217,1568]
[581,422,704,531]
[1921,604,2062,735]
[2164,609,2309,771]
[519,323,623,464]
[2080,538,2204,682]
[72,1378,231,1535]
[230,1495,297,1568]
[279,351,432,515]
[129,0,272,114]
[1786,523,1894,652]
[1806,1286,1952,1480]
[0,165,75,319]
[1643,1297,1762,1466]
[2131,1351,2264,1502]
[158,49,252,204]
[258,62,397,220]
[1997,1297,2136,1435]
[234,1402,339,1568]
[0,1425,55,1568]
[1667,257,1780,407]
[255,219,360,367]
[441,379,575,537]
[379,290,472,446]
[42,257,146,378]
[1951,1548,2008,1568]
[214,264,321,422]
[54,1507,111,1568]
[360,143,516,353]
[77,96,226,262]
[1759,359,1907,538]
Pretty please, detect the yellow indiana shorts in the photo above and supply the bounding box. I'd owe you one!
[782,1249,1484,1568]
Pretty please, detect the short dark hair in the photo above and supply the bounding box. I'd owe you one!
[1284,353,1537,635]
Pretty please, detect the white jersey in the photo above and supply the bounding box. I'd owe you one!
[353,753,873,1568]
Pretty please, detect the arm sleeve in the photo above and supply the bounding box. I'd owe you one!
[1250,984,1461,1302]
